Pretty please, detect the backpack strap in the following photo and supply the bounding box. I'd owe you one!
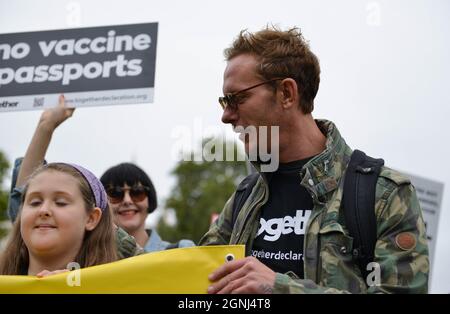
[231,173,260,227]
[342,149,384,281]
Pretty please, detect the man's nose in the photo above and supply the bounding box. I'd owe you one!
[221,106,237,124]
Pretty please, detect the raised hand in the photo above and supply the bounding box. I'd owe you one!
[38,94,75,131]
[16,94,76,187]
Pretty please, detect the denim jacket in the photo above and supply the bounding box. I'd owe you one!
[145,229,195,252]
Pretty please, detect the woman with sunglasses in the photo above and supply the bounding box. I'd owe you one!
[100,162,195,251]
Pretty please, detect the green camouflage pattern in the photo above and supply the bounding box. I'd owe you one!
[116,226,144,258]
[199,119,429,294]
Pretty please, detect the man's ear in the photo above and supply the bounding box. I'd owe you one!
[85,207,102,231]
[278,78,299,109]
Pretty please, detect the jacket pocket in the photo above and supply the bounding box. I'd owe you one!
[319,222,353,257]
[317,222,362,291]
[319,222,353,254]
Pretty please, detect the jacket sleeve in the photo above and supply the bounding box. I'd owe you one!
[272,182,429,294]
[116,226,144,258]
[199,194,236,246]
[368,182,429,293]
[273,273,352,293]
[7,157,26,222]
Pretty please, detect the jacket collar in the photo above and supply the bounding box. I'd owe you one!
[145,229,169,252]
[252,119,352,203]
[300,119,352,203]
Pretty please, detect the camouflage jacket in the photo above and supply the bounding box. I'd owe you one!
[199,119,429,294]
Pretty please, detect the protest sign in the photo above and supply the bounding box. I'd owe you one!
[0,22,157,112]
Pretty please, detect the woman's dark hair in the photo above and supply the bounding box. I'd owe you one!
[100,163,157,213]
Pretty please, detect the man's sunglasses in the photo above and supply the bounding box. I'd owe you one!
[218,78,285,110]
[106,185,150,204]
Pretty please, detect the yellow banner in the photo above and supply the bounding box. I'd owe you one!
[0,245,245,294]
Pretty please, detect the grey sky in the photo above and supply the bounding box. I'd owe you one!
[0,0,449,292]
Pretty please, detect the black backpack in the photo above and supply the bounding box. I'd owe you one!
[231,150,384,281]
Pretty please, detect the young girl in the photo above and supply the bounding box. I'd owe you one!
[0,162,118,275]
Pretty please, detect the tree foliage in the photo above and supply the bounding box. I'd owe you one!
[158,138,248,244]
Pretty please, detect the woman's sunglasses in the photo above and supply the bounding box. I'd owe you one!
[106,185,150,204]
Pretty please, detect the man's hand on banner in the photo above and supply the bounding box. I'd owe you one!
[207,256,275,294]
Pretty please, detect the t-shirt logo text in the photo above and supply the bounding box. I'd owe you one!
[256,209,311,241]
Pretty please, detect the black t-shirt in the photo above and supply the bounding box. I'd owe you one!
[251,158,313,278]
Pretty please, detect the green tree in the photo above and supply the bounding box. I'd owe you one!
[158,138,248,244]
[0,150,11,239]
